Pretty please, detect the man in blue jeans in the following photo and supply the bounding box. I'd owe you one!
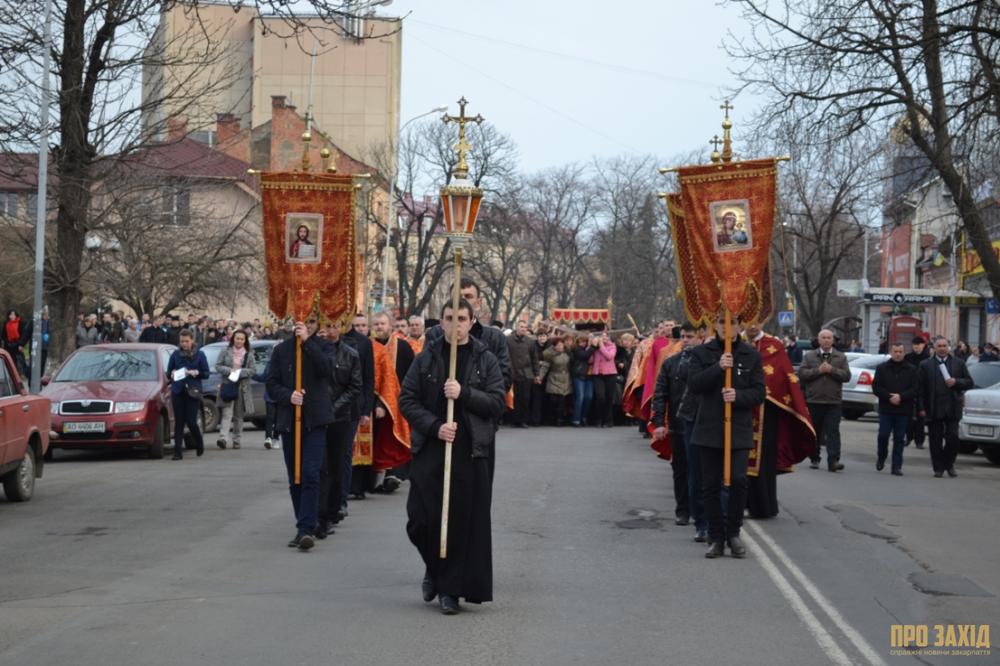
[872,343,918,476]
[267,318,338,550]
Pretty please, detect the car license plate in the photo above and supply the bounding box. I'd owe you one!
[64,421,105,433]
[969,425,994,437]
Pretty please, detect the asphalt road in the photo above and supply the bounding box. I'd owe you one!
[0,417,997,665]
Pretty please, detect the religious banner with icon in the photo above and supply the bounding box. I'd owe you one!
[261,172,356,322]
[672,157,778,326]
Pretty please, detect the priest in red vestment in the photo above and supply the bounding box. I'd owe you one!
[744,323,816,518]
[638,320,683,421]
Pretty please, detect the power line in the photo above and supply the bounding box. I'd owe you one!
[408,18,719,89]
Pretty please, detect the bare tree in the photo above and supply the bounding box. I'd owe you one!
[0,0,399,362]
[364,119,518,316]
[727,0,1000,301]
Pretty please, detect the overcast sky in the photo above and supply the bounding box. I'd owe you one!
[384,0,762,173]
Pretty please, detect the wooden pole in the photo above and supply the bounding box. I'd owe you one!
[295,335,302,485]
[723,309,732,488]
[440,246,463,559]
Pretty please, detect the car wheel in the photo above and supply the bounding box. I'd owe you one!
[2,446,36,502]
[148,415,166,459]
[201,399,219,433]
[981,446,1000,466]
[958,440,979,455]
[843,409,866,420]
[43,446,54,462]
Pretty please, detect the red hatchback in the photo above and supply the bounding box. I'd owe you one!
[43,343,178,459]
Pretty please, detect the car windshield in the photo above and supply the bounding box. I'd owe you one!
[55,350,158,382]
[850,355,887,369]
[201,345,224,372]
[970,363,1000,389]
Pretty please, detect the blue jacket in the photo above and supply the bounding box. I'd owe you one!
[166,348,210,396]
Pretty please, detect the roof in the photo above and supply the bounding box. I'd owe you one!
[121,138,252,183]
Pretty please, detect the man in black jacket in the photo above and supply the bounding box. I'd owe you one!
[507,319,540,428]
[316,321,362,539]
[424,278,512,390]
[343,314,375,505]
[651,322,698,528]
[266,318,340,550]
[917,336,973,477]
[687,312,766,559]
[400,299,506,615]
[904,336,931,449]
[872,343,918,475]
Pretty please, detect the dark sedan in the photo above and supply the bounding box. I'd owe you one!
[42,344,179,459]
[198,340,278,432]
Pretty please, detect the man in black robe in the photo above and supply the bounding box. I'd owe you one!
[400,299,506,615]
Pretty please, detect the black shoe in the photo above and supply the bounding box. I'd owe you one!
[828,461,844,472]
[315,520,330,540]
[891,468,903,476]
[675,514,690,526]
[809,460,820,469]
[876,458,885,471]
[296,532,315,551]
[705,541,725,558]
[216,439,227,450]
[439,594,460,615]
[915,442,925,449]
[933,470,943,478]
[946,467,957,478]
[727,536,747,558]
[694,529,708,543]
[422,576,436,603]
[288,533,303,548]
[382,476,402,493]
[172,453,183,461]
[196,441,204,457]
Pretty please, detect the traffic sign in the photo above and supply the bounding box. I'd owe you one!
[777,311,795,328]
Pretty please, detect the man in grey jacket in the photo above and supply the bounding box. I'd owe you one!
[799,329,851,471]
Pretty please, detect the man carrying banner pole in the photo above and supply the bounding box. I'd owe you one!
[661,101,786,557]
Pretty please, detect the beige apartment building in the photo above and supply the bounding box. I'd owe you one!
[142,1,402,162]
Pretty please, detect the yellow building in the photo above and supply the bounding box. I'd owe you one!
[142,1,402,162]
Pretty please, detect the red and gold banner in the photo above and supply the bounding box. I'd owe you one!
[261,172,356,322]
[551,308,610,325]
[670,158,778,325]
[749,334,816,475]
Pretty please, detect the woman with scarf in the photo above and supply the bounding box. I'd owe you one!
[214,329,256,450]
[166,329,209,460]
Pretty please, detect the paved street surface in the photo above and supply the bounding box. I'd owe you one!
[1,418,997,665]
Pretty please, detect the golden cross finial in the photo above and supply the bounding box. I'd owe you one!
[720,100,734,120]
[442,96,485,179]
[710,135,723,164]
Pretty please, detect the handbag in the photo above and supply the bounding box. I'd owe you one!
[220,349,248,402]
[185,384,202,400]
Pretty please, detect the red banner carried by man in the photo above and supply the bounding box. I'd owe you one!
[261,172,356,322]
[670,158,779,326]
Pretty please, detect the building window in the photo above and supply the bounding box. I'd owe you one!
[26,192,38,219]
[158,187,191,226]
[189,130,216,147]
[0,191,19,217]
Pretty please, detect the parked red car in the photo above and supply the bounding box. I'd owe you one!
[0,349,50,501]
[43,343,178,459]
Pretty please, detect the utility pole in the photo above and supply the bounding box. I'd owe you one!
[29,0,54,393]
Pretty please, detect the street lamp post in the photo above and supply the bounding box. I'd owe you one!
[437,97,485,559]
[381,104,448,313]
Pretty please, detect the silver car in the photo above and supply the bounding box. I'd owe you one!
[841,353,889,420]
[957,362,1000,465]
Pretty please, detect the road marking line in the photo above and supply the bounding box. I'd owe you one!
[746,521,889,666]
[741,529,855,666]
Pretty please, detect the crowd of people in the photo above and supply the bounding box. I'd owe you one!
[3,283,988,616]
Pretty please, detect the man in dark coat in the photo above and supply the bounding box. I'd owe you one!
[687,312,766,559]
[917,336,973,477]
[343,314,375,507]
[507,319,540,428]
[266,318,339,550]
[904,336,931,449]
[872,343,918,476]
[651,322,698,528]
[316,321,362,539]
[400,299,506,615]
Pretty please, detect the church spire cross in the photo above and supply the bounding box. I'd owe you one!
[442,97,485,179]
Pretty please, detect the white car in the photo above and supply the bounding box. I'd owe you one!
[958,362,1000,465]
[841,353,889,420]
